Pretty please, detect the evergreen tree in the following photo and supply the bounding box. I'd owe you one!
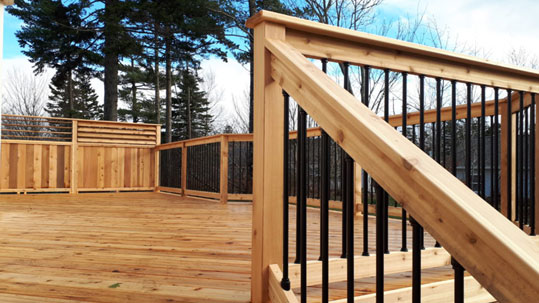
[171,68,213,140]
[46,71,102,119]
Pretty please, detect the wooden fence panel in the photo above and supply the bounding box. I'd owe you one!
[0,142,71,192]
[76,146,155,191]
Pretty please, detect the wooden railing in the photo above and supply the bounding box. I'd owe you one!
[156,133,253,202]
[0,115,160,193]
[247,10,539,303]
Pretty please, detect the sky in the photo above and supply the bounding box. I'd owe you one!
[1,0,538,121]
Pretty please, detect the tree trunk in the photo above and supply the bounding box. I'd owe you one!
[103,0,119,121]
[131,59,138,123]
[187,87,192,139]
[165,33,172,143]
[67,69,74,118]
[248,0,256,134]
[154,22,161,124]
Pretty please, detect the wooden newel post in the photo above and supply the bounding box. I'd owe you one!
[220,135,229,203]
[70,120,78,194]
[251,21,286,303]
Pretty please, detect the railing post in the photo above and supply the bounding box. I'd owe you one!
[252,21,286,303]
[181,142,187,196]
[154,125,161,192]
[70,120,78,194]
[220,135,229,203]
[501,97,517,220]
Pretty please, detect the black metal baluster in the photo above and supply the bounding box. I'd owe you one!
[341,140,347,258]
[466,83,473,190]
[341,63,349,258]
[281,91,291,291]
[477,115,481,197]
[411,216,421,303]
[454,82,473,303]
[451,81,457,177]
[401,72,408,252]
[507,89,513,219]
[320,98,330,302]
[491,115,495,205]
[519,91,524,229]
[241,141,246,193]
[443,121,446,168]
[481,86,486,199]
[295,108,302,264]
[452,258,464,303]
[419,75,425,250]
[433,78,442,248]
[298,106,308,303]
[376,181,385,303]
[232,141,236,194]
[494,88,500,210]
[320,59,329,269]
[305,132,311,199]
[362,66,371,257]
[342,62,355,302]
[346,150,355,303]
[383,69,390,254]
[525,105,529,226]
[411,75,425,303]
[531,93,536,235]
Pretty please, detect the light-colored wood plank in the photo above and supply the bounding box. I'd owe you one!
[0,139,71,146]
[184,189,220,200]
[33,144,42,189]
[252,21,286,303]
[288,248,450,288]
[49,145,57,188]
[154,126,161,190]
[265,38,539,302]
[71,120,78,193]
[336,276,494,303]
[41,145,50,188]
[97,147,105,189]
[0,143,10,189]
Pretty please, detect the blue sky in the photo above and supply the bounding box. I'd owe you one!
[3,13,23,59]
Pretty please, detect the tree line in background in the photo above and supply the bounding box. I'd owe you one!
[4,0,538,142]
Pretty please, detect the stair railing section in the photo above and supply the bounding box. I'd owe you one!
[248,11,539,303]
[155,133,253,202]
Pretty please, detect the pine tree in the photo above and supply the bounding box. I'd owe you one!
[171,68,213,140]
[46,71,102,120]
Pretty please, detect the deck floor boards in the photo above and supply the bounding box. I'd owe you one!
[0,192,444,302]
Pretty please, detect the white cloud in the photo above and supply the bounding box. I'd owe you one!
[382,0,539,65]
[200,57,249,122]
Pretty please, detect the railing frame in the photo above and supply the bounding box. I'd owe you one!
[247,10,539,303]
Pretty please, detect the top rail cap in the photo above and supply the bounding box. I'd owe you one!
[246,10,539,81]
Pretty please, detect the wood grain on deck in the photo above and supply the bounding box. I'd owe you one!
[0,192,447,302]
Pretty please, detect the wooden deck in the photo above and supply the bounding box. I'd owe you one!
[0,192,449,302]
